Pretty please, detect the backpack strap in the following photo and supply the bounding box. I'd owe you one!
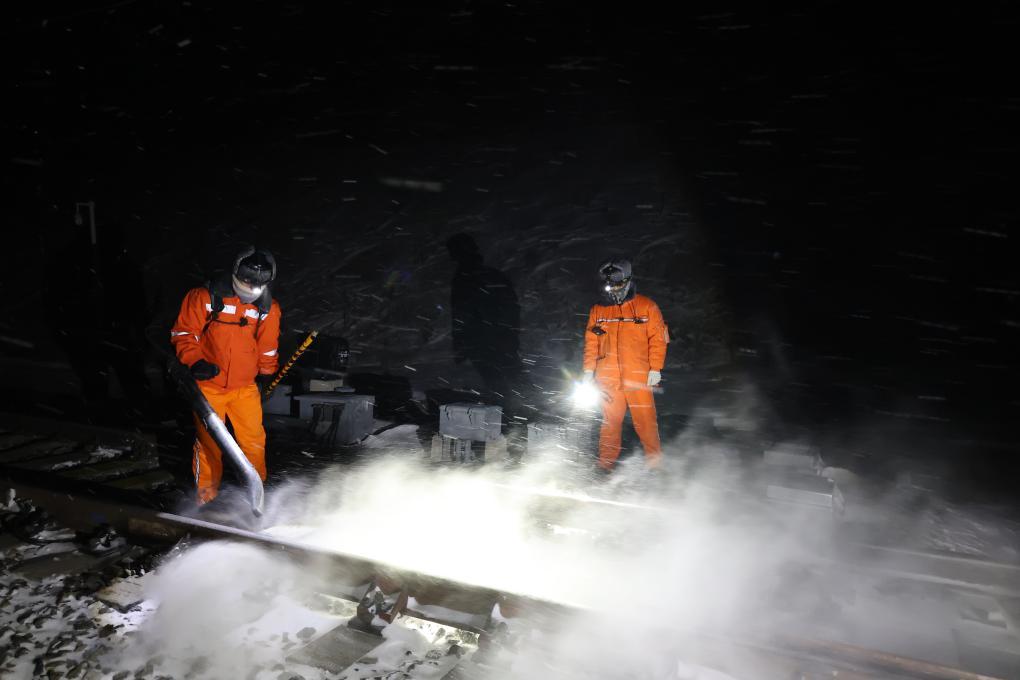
[252,288,273,337]
[201,279,229,335]
[200,277,272,336]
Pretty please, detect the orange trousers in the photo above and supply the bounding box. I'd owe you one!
[192,383,267,504]
[598,386,662,470]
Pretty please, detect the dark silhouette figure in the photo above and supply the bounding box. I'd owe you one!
[446,233,527,461]
[51,222,153,424]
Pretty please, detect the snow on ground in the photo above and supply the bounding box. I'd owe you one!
[361,422,425,450]
[4,422,1020,680]
[251,443,1020,675]
[107,541,349,680]
[0,497,344,680]
[3,523,724,680]
[919,500,1020,563]
[4,453,1017,680]
[1,521,415,679]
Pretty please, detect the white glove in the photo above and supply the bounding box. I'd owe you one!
[582,370,594,383]
[647,370,661,387]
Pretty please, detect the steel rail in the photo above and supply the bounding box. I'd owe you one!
[5,479,1009,680]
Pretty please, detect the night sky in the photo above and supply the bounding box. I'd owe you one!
[5,3,1020,493]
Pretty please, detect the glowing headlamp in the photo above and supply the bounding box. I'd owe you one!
[232,275,266,303]
[604,277,630,291]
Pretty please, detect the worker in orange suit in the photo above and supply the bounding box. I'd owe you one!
[171,246,282,504]
[582,257,668,471]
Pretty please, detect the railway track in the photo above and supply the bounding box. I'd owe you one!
[2,413,1020,679]
[0,413,179,507]
[5,478,1017,680]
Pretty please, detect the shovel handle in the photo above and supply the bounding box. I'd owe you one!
[263,330,318,398]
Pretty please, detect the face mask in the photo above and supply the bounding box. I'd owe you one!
[604,278,631,304]
[232,275,264,304]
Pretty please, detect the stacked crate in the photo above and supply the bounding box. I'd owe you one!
[427,403,503,464]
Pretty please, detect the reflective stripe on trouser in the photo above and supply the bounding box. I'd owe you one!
[192,383,267,504]
[598,387,661,470]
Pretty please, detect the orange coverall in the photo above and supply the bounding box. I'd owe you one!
[582,294,668,470]
[171,286,281,503]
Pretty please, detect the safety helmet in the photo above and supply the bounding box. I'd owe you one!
[599,257,632,305]
[232,246,276,303]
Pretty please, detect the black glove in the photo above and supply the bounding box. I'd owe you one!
[190,359,220,381]
[255,373,275,391]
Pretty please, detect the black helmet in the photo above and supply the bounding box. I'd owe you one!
[232,246,276,303]
[598,257,633,304]
[233,246,276,285]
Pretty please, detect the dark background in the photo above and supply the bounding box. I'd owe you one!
[4,2,1019,496]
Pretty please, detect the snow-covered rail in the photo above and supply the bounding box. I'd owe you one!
[6,478,1015,680]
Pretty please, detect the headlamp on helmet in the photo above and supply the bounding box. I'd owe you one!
[598,257,633,305]
[232,246,276,304]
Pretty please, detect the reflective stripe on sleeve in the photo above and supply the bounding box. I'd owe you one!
[595,317,649,324]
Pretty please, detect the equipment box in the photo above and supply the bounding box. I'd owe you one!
[439,403,502,442]
[763,442,823,472]
[263,385,295,417]
[426,434,495,463]
[293,393,375,446]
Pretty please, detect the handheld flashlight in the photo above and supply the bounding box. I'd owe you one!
[571,380,602,410]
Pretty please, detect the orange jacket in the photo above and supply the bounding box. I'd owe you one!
[171,285,281,391]
[583,293,667,390]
